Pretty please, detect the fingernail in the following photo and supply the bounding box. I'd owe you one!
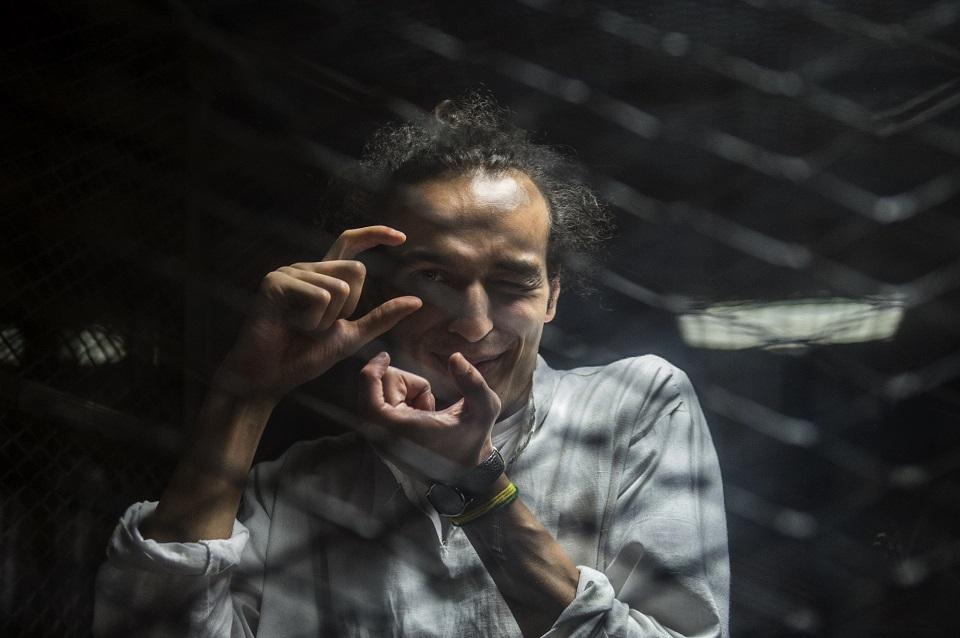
[375,351,389,361]
[452,353,471,375]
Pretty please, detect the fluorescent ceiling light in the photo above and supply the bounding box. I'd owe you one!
[1,326,25,366]
[678,297,905,351]
[58,326,127,365]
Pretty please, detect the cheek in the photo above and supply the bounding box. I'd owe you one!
[389,304,443,344]
[496,300,548,336]
[501,298,546,329]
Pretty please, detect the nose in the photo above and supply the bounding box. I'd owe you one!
[447,283,494,342]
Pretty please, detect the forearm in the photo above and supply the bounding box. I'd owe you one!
[141,389,276,542]
[461,474,580,638]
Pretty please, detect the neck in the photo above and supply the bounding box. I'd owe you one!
[498,381,533,422]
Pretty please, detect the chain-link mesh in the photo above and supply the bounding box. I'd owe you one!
[3,1,959,636]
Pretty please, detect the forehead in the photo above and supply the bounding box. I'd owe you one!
[384,171,551,260]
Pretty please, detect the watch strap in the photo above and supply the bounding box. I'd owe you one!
[457,448,506,495]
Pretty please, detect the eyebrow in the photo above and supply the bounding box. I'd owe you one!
[395,248,544,280]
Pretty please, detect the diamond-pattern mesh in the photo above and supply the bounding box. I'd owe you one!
[3,1,959,636]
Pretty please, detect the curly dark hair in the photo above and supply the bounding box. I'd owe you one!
[325,91,614,296]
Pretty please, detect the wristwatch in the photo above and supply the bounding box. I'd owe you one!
[426,449,505,517]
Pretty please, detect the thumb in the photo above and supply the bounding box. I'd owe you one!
[449,353,501,422]
[347,296,422,350]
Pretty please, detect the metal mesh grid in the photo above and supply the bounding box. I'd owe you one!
[3,1,960,636]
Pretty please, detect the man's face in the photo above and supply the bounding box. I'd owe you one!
[378,170,559,419]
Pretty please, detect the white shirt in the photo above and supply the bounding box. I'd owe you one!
[94,354,730,637]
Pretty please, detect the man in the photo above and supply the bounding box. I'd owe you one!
[95,93,729,637]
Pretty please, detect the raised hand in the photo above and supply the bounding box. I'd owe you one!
[357,351,502,482]
[215,226,422,403]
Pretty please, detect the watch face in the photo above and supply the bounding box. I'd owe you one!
[427,483,467,516]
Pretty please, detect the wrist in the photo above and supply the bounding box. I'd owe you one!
[210,386,278,413]
[473,472,511,500]
[210,364,284,410]
[182,389,276,479]
[472,440,496,467]
[427,448,507,517]
[450,478,518,527]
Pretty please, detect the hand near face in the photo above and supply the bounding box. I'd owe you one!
[358,351,502,482]
[215,226,422,402]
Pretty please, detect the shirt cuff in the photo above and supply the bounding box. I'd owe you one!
[543,565,631,637]
[105,501,249,577]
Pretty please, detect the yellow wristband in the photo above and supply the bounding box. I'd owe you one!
[451,482,519,527]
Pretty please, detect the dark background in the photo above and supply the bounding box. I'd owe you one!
[3,1,960,636]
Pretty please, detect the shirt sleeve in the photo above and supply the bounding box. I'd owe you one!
[93,458,280,638]
[546,362,730,638]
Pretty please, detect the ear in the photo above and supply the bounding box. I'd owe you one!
[545,275,561,322]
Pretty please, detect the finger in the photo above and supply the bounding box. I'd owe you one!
[395,368,433,409]
[347,296,422,349]
[259,271,331,332]
[290,260,366,318]
[382,367,407,406]
[278,267,349,331]
[323,226,406,261]
[381,367,434,409]
[449,353,501,421]
[358,351,390,417]
[412,388,436,412]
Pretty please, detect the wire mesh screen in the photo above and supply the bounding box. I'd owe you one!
[3,1,960,636]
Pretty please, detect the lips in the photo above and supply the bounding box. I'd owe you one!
[432,351,504,374]
[463,353,502,365]
[472,353,504,375]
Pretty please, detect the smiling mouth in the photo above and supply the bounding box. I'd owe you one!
[433,352,504,375]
